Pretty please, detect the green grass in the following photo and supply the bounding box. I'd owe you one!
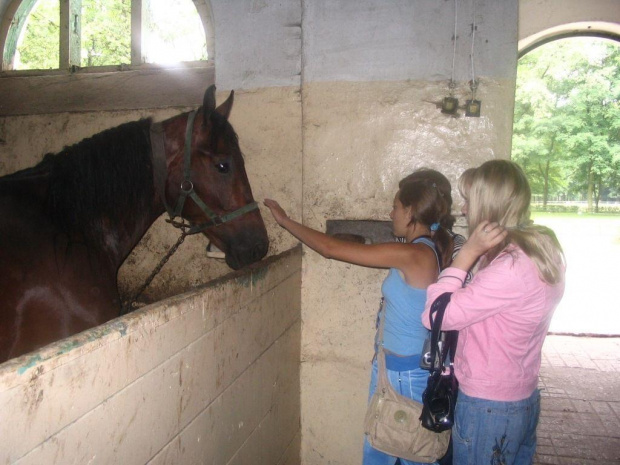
[532,212,620,221]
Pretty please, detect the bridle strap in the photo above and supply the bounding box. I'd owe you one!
[172,110,198,218]
[150,121,170,215]
[149,111,259,235]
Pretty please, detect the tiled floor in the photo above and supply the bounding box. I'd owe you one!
[535,335,620,464]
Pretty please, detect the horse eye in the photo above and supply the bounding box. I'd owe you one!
[216,162,230,174]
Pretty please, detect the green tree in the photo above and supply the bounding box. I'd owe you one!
[513,38,620,211]
[82,0,130,66]
[16,0,59,70]
[13,0,205,70]
[512,46,571,206]
[558,42,620,211]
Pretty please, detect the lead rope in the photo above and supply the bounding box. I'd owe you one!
[120,228,189,315]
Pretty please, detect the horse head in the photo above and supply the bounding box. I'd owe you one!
[157,85,269,270]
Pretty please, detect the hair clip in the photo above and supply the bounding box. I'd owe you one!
[430,222,440,232]
[431,182,444,197]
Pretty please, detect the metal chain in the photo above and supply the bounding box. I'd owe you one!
[121,230,189,315]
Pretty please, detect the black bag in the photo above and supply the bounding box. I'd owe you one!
[420,292,459,433]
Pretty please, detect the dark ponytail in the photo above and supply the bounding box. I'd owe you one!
[398,168,456,269]
[431,224,454,270]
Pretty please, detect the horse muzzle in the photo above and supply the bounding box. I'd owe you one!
[224,228,269,270]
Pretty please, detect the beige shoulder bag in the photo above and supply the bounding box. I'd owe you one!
[363,301,450,463]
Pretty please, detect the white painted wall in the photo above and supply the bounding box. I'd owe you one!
[519,0,620,46]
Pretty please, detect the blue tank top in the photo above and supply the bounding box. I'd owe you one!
[379,236,439,356]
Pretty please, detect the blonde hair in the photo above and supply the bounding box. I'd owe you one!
[458,168,476,201]
[461,160,565,284]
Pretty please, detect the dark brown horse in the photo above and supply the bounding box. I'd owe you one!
[0,85,269,363]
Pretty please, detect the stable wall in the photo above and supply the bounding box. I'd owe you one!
[0,247,302,465]
[300,79,514,464]
[298,2,517,463]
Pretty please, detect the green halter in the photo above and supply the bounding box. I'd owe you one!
[150,110,259,235]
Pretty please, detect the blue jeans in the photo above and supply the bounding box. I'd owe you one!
[452,390,541,465]
[362,359,438,465]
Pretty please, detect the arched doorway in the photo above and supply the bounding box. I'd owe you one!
[513,33,619,335]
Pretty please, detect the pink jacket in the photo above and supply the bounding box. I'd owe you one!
[423,245,565,401]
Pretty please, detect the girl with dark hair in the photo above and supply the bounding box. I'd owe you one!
[264,170,455,465]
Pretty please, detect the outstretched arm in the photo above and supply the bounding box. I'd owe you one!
[263,198,420,273]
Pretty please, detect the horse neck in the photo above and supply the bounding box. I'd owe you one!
[51,119,165,269]
[97,192,164,268]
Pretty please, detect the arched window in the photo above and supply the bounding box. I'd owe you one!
[1,0,214,71]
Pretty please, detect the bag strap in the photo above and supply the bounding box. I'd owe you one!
[428,292,457,374]
[375,299,391,388]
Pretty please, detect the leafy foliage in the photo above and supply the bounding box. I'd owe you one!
[512,38,620,211]
[81,0,131,66]
[16,0,60,70]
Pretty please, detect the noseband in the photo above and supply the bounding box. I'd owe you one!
[150,110,259,235]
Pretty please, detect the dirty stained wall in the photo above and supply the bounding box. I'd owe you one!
[298,1,518,463]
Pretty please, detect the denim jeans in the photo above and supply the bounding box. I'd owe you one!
[452,389,541,465]
[362,359,438,465]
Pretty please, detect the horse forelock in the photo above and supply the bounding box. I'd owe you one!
[207,112,241,156]
[43,119,155,242]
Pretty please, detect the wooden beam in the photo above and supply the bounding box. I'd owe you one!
[60,0,81,69]
[0,64,215,116]
[131,0,143,65]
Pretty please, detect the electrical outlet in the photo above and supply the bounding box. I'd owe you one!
[465,99,481,117]
[441,97,459,115]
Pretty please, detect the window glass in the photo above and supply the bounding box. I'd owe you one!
[81,0,131,66]
[142,0,207,64]
[15,0,60,70]
[9,0,207,71]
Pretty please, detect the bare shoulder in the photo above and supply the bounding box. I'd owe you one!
[400,241,440,288]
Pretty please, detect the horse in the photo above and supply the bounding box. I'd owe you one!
[0,85,269,363]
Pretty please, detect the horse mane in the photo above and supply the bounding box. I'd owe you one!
[14,119,155,243]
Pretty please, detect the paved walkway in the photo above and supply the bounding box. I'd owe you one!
[535,335,620,464]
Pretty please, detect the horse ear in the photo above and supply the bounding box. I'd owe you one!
[215,90,234,120]
[202,85,217,123]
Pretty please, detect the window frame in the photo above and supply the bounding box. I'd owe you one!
[0,0,215,116]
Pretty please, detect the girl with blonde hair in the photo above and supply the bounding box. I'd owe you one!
[423,159,565,465]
